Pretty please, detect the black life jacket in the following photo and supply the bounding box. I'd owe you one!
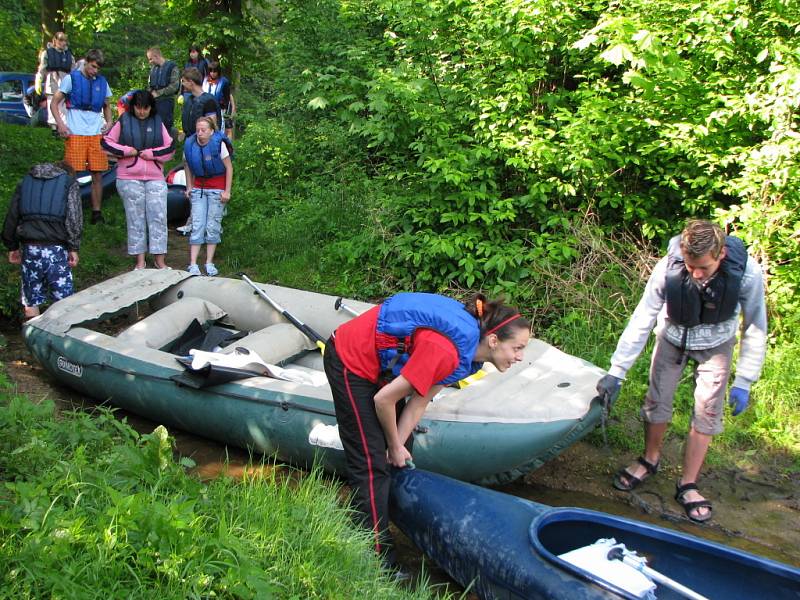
[182,92,221,136]
[46,47,73,73]
[20,172,70,223]
[184,58,208,79]
[665,236,747,327]
[119,112,164,150]
[149,60,177,91]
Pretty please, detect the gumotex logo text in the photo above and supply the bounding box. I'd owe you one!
[57,356,83,377]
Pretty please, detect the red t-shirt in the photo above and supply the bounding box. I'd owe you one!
[335,305,459,396]
[193,174,226,189]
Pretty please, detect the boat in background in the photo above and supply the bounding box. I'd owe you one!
[22,270,605,485]
[76,165,117,204]
[389,468,800,599]
[74,165,188,224]
[165,165,190,222]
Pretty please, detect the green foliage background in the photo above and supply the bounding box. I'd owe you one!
[1,0,796,452]
[294,0,799,330]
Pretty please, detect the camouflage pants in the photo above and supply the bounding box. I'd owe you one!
[116,179,168,255]
[20,244,73,307]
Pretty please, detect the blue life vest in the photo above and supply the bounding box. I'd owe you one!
[205,77,231,109]
[119,112,164,150]
[66,69,107,112]
[184,131,233,178]
[149,60,177,91]
[46,47,73,73]
[665,235,747,327]
[376,293,482,385]
[20,172,70,223]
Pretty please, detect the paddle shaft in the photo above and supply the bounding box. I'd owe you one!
[611,550,710,600]
[241,274,326,353]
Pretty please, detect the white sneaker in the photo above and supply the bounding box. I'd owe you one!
[176,224,192,235]
[205,263,219,277]
[187,264,202,276]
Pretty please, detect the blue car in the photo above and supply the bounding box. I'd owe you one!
[0,72,36,125]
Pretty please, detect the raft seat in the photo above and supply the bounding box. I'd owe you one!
[116,297,227,349]
[219,323,314,366]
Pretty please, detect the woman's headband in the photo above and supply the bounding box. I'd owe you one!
[486,314,521,336]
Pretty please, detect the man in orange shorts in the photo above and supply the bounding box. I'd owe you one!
[51,49,113,224]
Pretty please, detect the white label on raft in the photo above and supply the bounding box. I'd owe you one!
[57,356,83,378]
[308,423,344,451]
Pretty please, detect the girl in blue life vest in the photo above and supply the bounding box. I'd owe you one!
[183,116,233,276]
[202,61,236,140]
[323,293,530,571]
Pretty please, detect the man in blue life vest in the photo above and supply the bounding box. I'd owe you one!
[50,49,113,225]
[35,31,75,129]
[2,162,83,319]
[597,219,767,523]
[146,47,180,132]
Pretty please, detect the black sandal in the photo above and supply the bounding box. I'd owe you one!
[675,481,713,523]
[612,456,660,491]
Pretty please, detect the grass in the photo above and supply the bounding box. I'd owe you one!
[217,111,390,298]
[0,385,443,599]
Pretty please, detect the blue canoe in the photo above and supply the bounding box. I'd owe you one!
[389,469,800,599]
[165,166,190,222]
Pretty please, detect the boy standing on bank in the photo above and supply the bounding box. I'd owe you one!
[2,162,83,319]
[51,48,113,224]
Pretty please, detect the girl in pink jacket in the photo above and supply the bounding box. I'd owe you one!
[102,90,174,269]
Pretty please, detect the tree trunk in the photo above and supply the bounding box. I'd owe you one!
[40,0,64,47]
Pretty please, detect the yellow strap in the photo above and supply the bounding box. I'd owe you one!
[456,369,487,389]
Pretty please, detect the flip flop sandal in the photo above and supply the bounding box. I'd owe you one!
[612,455,660,491]
[675,481,713,523]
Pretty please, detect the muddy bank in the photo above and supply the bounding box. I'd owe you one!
[513,440,800,567]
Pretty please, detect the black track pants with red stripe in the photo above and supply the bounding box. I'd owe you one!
[323,337,406,565]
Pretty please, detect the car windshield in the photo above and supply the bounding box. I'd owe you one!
[0,79,23,101]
